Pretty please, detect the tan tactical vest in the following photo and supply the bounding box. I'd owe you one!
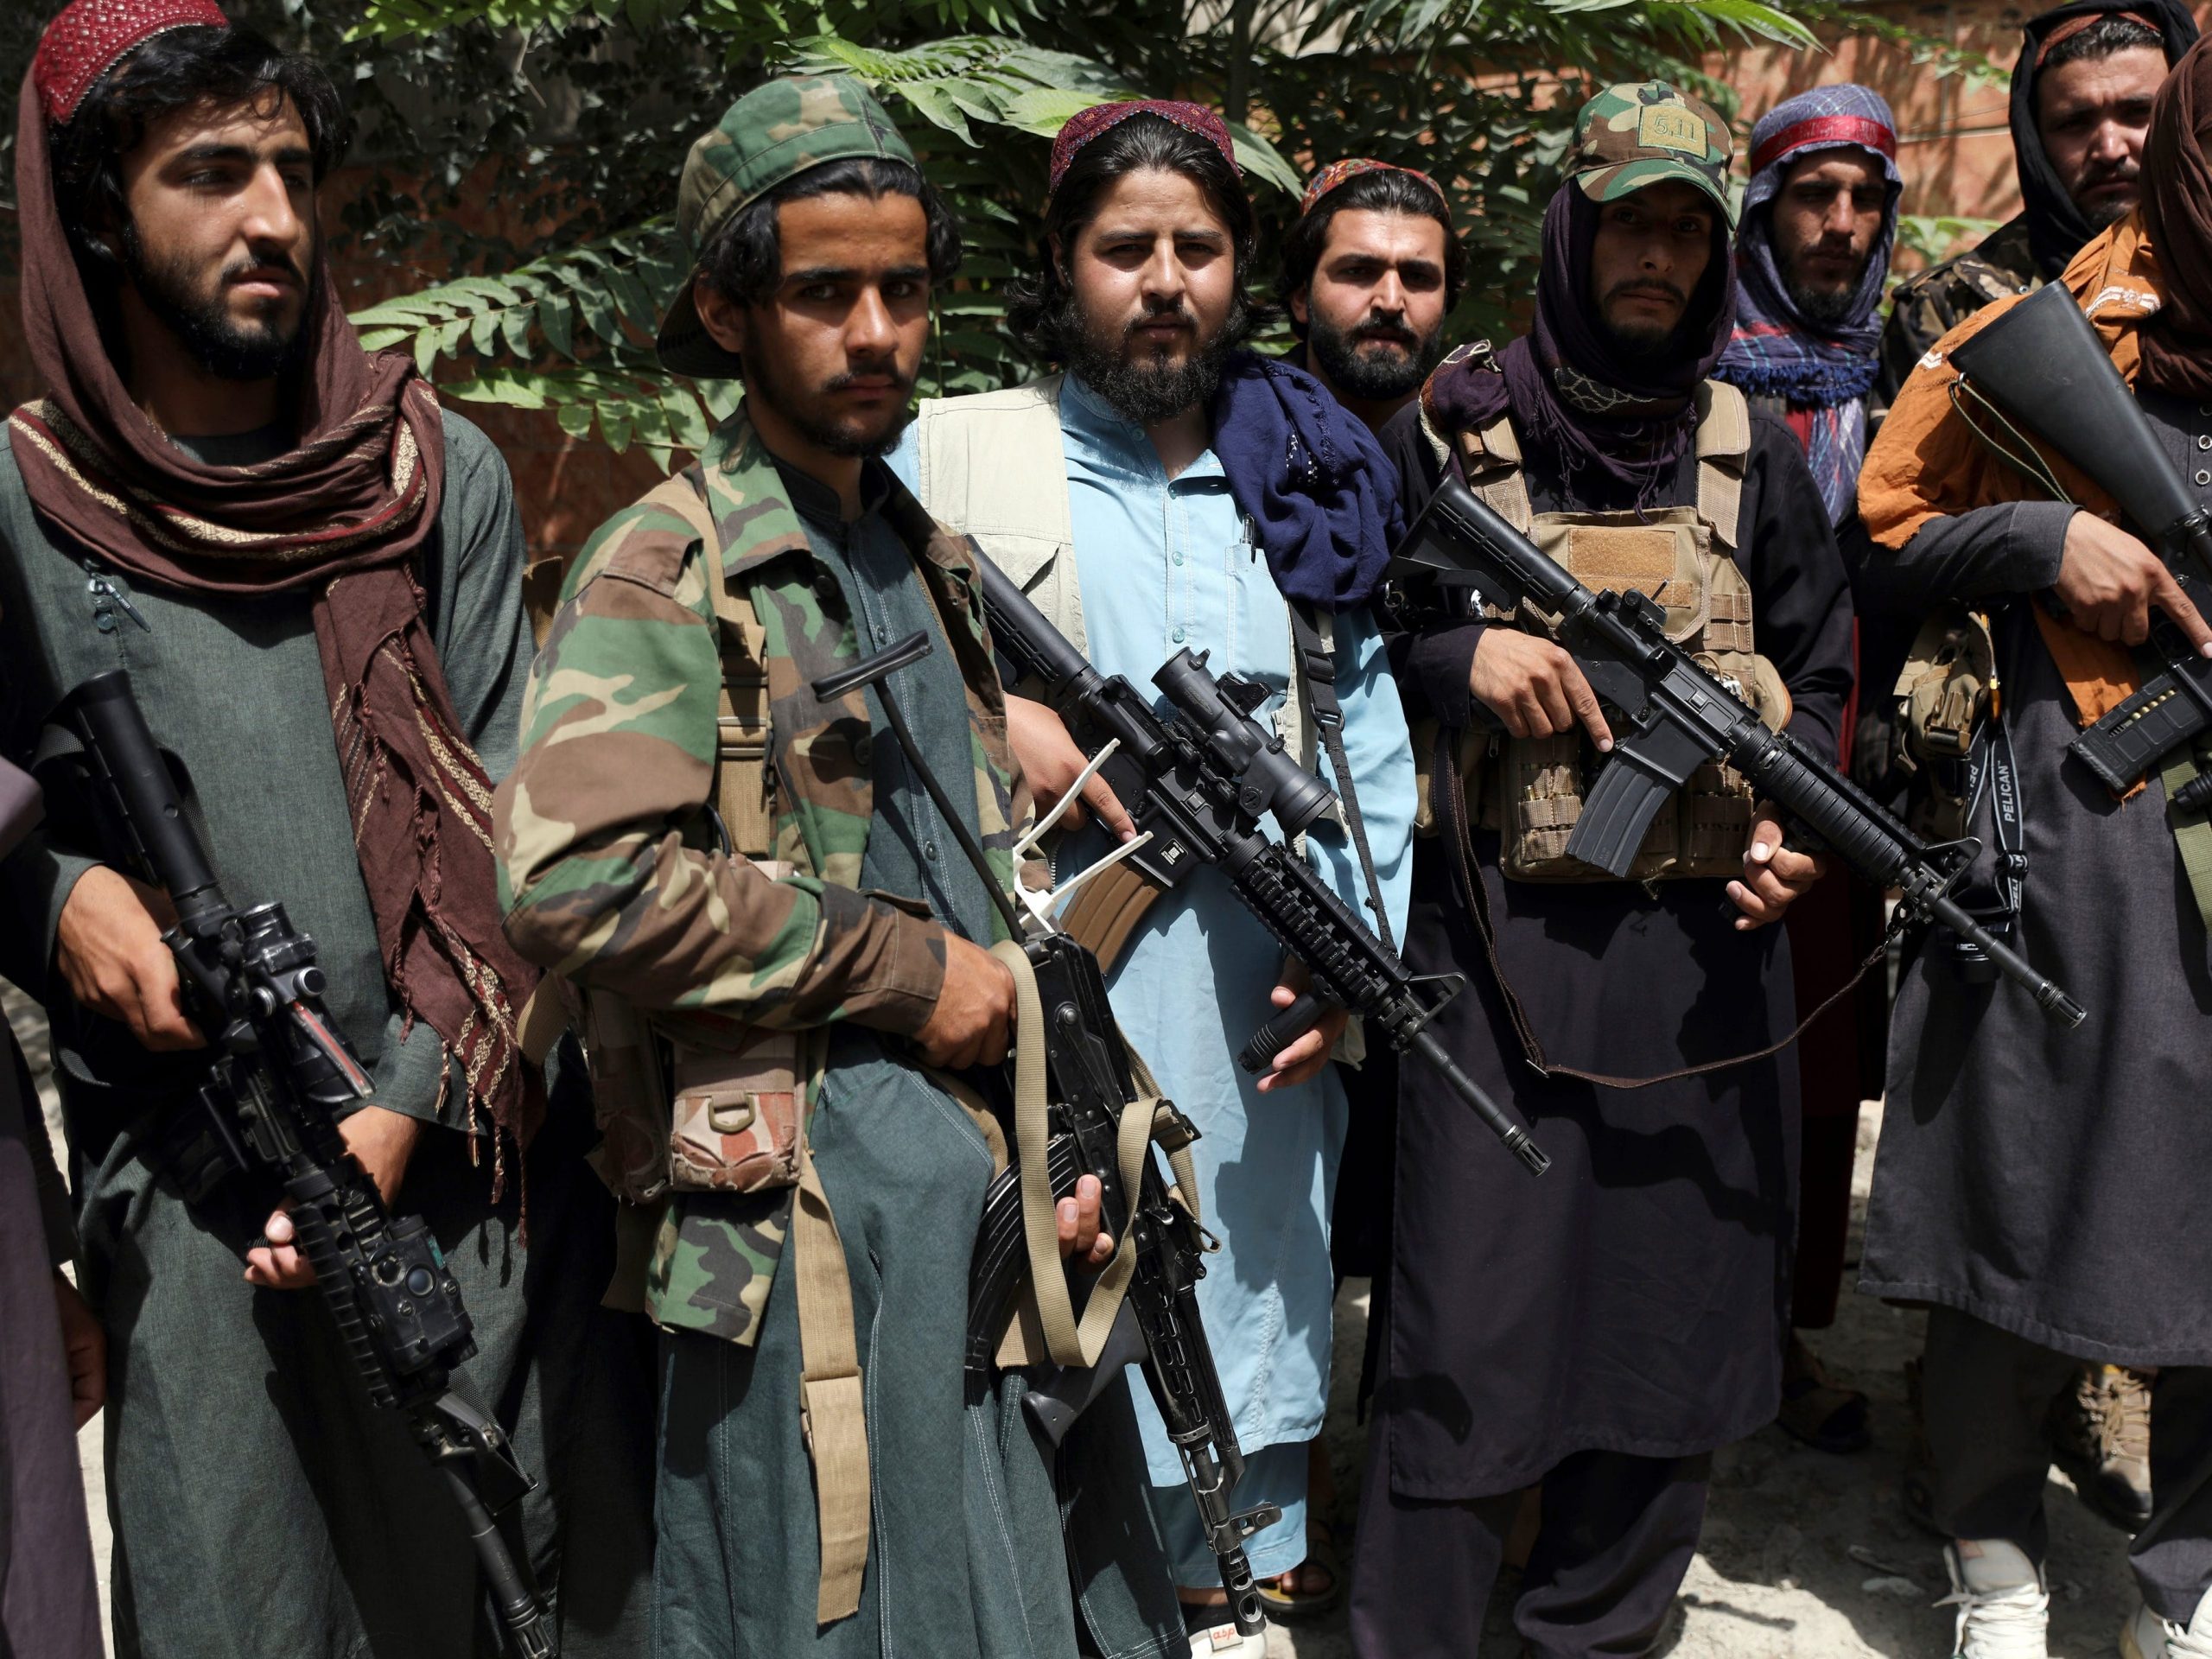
[1421,382,1794,883]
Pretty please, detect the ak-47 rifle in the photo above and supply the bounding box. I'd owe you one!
[810,634,1279,1641]
[1948,279,2212,804]
[969,555,1551,1177]
[1387,478,2088,1030]
[45,671,555,1659]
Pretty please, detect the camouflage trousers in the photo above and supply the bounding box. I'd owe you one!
[650,1029,1184,1659]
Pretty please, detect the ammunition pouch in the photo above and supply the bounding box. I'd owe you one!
[1891,606,1999,844]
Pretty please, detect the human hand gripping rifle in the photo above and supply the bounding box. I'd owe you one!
[969,555,1550,1177]
[1946,280,2212,804]
[1389,479,2087,1029]
[810,635,1280,1640]
[45,670,555,1659]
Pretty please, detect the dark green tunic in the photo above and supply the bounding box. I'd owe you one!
[0,413,654,1659]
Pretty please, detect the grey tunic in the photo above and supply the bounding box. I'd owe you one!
[0,413,655,1658]
[1857,385,2212,1365]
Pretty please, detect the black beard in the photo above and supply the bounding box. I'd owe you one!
[1781,247,1871,327]
[1598,315,1690,363]
[747,352,914,458]
[1307,313,1442,404]
[1069,306,1232,427]
[119,222,312,383]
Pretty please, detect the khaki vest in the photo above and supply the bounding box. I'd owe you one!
[1417,381,1794,883]
[910,375,1333,786]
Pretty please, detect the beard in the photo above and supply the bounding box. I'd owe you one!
[119,223,313,382]
[2075,170,2142,230]
[1780,243,1873,327]
[1068,297,1235,427]
[1307,310,1444,404]
[746,349,917,458]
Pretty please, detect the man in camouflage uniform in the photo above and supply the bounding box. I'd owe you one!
[494,76,1183,1659]
[1875,0,2196,420]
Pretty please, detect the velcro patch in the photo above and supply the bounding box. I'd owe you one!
[1638,104,1705,156]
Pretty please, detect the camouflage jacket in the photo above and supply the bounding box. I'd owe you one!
[495,409,1030,1335]
[1874,215,2040,423]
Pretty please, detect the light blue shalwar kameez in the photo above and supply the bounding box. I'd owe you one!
[899,373,1414,1586]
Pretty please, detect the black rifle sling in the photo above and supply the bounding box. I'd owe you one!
[1431,726,1884,1090]
[1290,603,1395,953]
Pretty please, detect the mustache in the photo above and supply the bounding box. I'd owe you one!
[823,362,914,394]
[222,250,307,289]
[2079,159,2141,188]
[1604,277,1688,308]
[1351,315,1418,347]
[1123,301,1195,338]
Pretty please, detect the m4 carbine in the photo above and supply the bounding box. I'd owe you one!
[1948,280,2212,805]
[46,671,556,1659]
[969,554,1550,1177]
[1389,478,2088,1030]
[810,634,1279,1640]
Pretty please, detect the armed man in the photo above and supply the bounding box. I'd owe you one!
[0,3,652,1654]
[1280,157,1465,433]
[1874,0,2196,1537]
[1713,84,1904,1459]
[1356,82,1853,1656]
[1876,0,2197,416]
[1856,35,2212,1659]
[889,99,1414,1647]
[495,77,1186,1659]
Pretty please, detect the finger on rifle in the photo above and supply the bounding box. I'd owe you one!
[1763,841,1821,883]
[1745,816,1783,868]
[1081,770,1138,843]
[1533,671,1576,740]
[1561,658,1614,752]
[1726,877,1776,927]
[2154,567,2212,658]
[131,955,204,1052]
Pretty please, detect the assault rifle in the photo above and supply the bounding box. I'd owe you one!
[811,636,1279,1640]
[45,671,555,1659]
[1388,478,2088,1029]
[1948,280,2212,805]
[970,556,1552,1177]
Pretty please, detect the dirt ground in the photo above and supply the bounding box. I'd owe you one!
[16,979,2147,1658]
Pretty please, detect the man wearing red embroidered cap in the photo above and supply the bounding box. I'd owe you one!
[1277,159,1465,433]
[0,4,652,1654]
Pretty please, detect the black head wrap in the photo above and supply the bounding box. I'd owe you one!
[2011,0,2199,277]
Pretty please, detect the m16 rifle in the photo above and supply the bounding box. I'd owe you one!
[810,634,1278,1640]
[45,670,555,1659]
[1387,478,2087,1029]
[969,555,1550,1177]
[1947,279,2212,804]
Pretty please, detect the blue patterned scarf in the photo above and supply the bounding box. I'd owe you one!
[1713,86,1899,521]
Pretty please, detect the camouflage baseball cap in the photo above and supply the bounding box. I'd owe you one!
[1565,81,1735,226]
[658,75,918,377]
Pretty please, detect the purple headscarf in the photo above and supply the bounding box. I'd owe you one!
[1713,85,1900,519]
[1423,183,1736,505]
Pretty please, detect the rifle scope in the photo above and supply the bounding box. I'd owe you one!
[1153,652,1337,839]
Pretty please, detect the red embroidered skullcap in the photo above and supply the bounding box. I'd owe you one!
[1300,157,1449,216]
[33,0,231,126]
[1049,99,1237,194]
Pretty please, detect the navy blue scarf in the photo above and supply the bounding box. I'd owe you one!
[1210,351,1401,610]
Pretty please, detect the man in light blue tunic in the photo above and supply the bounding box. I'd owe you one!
[893,99,1413,1649]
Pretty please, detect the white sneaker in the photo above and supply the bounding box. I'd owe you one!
[1185,1619,1268,1656]
[2122,1590,2212,1659]
[1938,1540,2050,1658]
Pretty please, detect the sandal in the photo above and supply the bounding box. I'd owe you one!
[1777,1334,1871,1455]
[1253,1516,1345,1624]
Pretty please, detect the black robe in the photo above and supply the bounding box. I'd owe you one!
[1378,401,1854,1498]
[1855,385,2212,1366]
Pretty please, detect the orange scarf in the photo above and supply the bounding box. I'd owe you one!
[1858,215,2163,729]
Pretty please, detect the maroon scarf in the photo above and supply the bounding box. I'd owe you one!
[7,72,543,1183]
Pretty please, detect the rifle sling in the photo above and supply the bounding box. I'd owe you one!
[1289,604,1395,952]
[1432,727,1878,1090]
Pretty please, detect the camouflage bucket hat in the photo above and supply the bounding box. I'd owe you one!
[658,74,917,377]
[1565,81,1736,226]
